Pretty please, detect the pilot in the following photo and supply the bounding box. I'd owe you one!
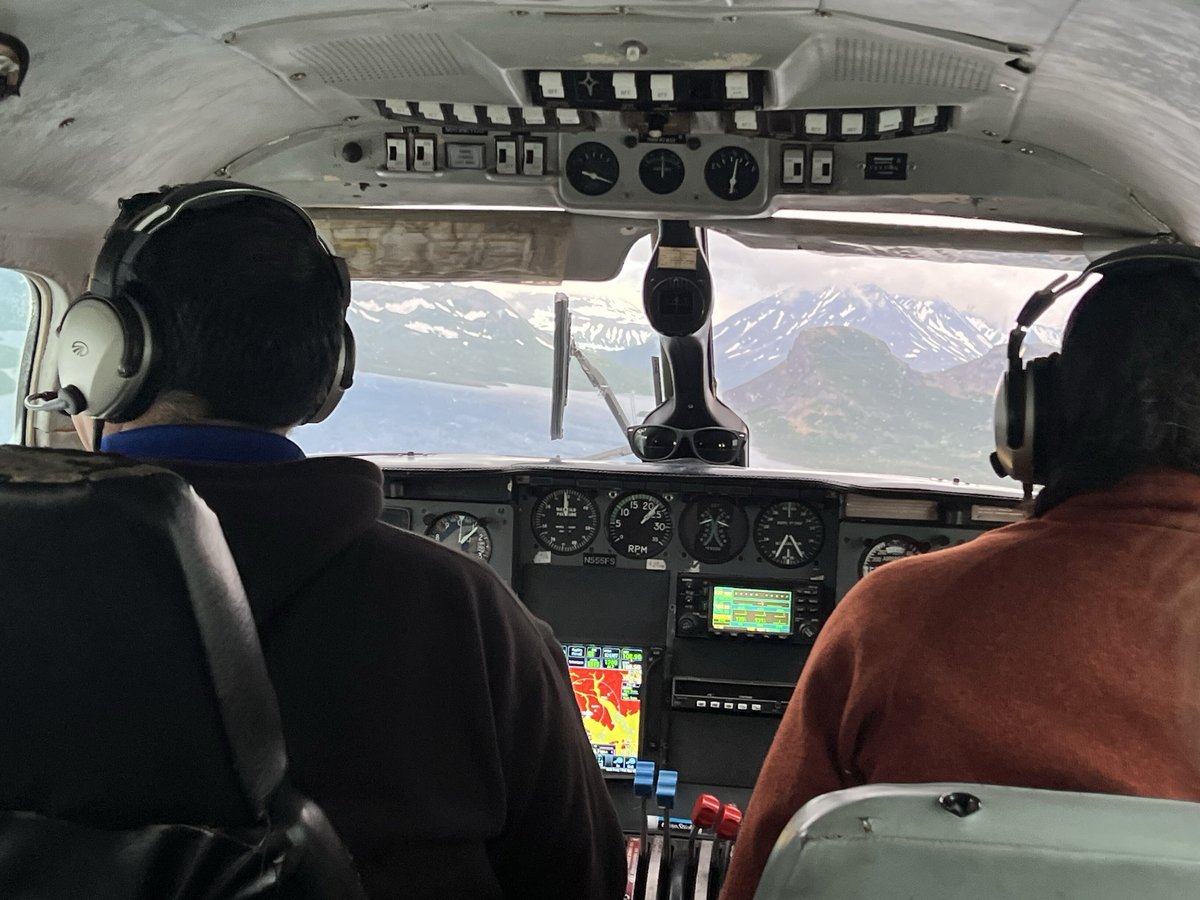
[61,183,626,899]
[720,248,1200,900]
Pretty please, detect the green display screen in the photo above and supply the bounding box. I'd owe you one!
[710,585,793,635]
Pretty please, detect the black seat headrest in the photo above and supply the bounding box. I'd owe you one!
[0,446,287,827]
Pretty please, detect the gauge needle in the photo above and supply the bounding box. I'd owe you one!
[582,170,614,184]
[728,159,740,195]
[460,524,479,545]
[640,506,659,525]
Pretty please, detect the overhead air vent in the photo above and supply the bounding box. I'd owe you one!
[292,33,464,84]
[830,39,992,92]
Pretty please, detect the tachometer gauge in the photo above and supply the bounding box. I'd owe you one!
[639,148,686,195]
[860,536,925,577]
[704,146,759,201]
[679,497,748,564]
[426,512,492,562]
[606,491,673,559]
[753,501,824,568]
[532,488,599,555]
[565,142,620,196]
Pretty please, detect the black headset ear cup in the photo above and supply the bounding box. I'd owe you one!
[304,321,356,425]
[1026,353,1061,483]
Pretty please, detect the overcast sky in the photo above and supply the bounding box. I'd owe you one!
[540,231,1081,329]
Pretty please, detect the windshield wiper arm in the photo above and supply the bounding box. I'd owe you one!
[571,341,631,434]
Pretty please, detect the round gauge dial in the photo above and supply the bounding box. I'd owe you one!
[704,146,759,201]
[565,142,620,196]
[606,491,673,559]
[753,501,824,568]
[860,535,925,577]
[679,497,748,564]
[532,488,600,555]
[426,512,493,562]
[639,148,686,195]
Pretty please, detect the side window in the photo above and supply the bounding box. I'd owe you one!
[0,269,36,444]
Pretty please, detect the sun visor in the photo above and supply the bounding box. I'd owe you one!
[308,209,650,283]
[710,218,1156,269]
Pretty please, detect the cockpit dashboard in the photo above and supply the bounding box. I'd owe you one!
[369,453,1023,826]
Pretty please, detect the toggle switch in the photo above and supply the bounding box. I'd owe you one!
[811,148,834,184]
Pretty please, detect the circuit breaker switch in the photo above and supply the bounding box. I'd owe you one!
[811,148,834,184]
[782,148,806,185]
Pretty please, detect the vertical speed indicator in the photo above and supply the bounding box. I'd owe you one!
[606,491,673,559]
[753,501,824,568]
[531,488,599,555]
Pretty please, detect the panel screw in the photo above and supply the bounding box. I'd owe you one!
[938,792,982,818]
[982,129,998,137]
[289,72,306,81]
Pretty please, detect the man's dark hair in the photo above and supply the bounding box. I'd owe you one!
[1036,261,1200,513]
[125,197,345,429]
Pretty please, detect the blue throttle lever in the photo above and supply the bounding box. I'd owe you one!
[632,761,657,900]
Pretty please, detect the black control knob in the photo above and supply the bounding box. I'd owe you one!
[678,614,701,635]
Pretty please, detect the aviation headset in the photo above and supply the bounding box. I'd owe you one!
[992,242,1200,486]
[26,181,355,425]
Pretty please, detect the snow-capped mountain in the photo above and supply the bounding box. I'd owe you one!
[714,285,1022,388]
[349,282,552,385]
[508,290,656,353]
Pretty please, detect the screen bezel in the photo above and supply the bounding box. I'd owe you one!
[561,642,648,778]
[708,583,795,636]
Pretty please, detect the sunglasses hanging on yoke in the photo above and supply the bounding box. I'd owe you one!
[631,221,749,466]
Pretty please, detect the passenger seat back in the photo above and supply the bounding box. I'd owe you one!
[753,782,1200,900]
[0,446,365,899]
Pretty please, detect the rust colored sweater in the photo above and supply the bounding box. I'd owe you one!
[721,470,1200,900]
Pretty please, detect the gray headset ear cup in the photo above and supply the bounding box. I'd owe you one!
[992,363,1038,483]
[56,296,152,421]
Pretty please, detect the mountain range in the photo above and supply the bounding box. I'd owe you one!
[328,280,1062,481]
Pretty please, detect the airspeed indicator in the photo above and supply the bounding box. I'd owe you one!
[532,488,599,555]
[606,491,673,560]
[753,501,824,568]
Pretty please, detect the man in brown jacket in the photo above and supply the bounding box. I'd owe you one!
[722,253,1200,900]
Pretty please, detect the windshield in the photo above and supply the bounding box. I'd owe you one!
[298,233,1077,484]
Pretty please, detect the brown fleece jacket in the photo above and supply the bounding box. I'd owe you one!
[163,455,626,900]
[722,470,1200,900]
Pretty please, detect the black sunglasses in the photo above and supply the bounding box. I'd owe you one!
[627,425,746,464]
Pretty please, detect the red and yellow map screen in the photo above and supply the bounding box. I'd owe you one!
[561,644,644,775]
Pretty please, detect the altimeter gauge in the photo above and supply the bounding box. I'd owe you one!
[606,491,673,559]
[532,488,600,554]
[679,496,748,564]
[753,501,824,568]
[426,511,493,562]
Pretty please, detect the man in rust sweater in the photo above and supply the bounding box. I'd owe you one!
[722,256,1200,900]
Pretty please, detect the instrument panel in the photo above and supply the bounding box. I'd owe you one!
[376,460,1020,824]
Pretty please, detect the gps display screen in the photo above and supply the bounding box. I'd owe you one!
[710,585,793,635]
[561,643,644,775]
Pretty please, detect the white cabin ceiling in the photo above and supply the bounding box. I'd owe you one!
[0,0,1196,288]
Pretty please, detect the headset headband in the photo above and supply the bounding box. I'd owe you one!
[1006,243,1200,371]
[90,182,349,309]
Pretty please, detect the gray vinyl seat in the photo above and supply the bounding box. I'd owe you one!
[752,783,1200,900]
